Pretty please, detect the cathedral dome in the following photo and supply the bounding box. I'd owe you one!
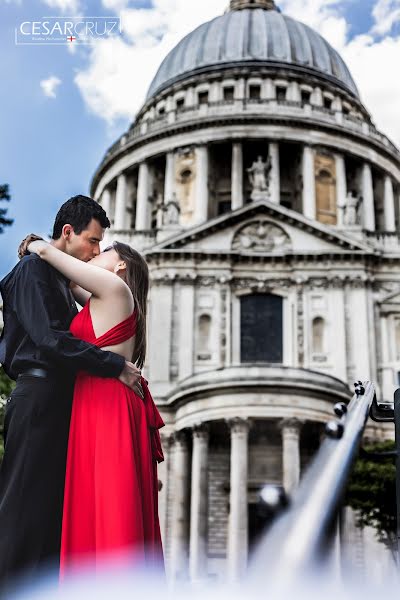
[146,0,358,100]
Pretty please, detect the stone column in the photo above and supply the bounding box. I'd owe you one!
[101,187,111,220]
[302,145,316,220]
[169,431,190,581]
[114,173,127,230]
[148,282,173,384]
[280,418,302,494]
[269,142,280,204]
[227,417,250,582]
[194,145,209,224]
[231,142,244,210]
[335,154,347,227]
[384,174,396,232]
[158,432,171,547]
[361,163,375,231]
[164,152,176,204]
[189,424,209,582]
[178,283,195,381]
[136,161,150,231]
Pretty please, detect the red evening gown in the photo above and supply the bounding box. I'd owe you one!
[60,301,165,577]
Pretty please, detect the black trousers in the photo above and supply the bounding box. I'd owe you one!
[0,373,74,588]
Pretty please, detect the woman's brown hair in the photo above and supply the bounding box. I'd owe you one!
[113,241,149,370]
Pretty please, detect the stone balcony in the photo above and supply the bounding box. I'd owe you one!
[102,97,398,166]
[162,365,352,429]
[364,231,400,253]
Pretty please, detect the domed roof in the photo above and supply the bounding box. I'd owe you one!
[146,5,359,100]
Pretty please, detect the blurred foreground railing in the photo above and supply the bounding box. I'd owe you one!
[250,381,377,587]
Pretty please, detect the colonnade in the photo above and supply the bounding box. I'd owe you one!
[161,417,303,583]
[99,142,397,234]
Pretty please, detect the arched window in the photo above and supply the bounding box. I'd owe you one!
[312,317,325,354]
[240,294,283,363]
[197,314,212,360]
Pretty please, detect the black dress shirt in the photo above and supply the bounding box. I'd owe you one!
[0,254,125,381]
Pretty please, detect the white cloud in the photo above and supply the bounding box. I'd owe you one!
[371,0,400,35]
[41,0,81,13]
[74,0,400,150]
[281,0,400,147]
[102,0,131,9]
[40,75,62,98]
[75,0,227,123]
[341,34,400,147]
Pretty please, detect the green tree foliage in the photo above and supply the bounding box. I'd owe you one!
[346,440,397,551]
[0,184,13,234]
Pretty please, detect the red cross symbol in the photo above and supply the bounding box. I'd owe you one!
[67,36,76,42]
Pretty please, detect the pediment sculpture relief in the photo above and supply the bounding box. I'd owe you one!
[232,220,292,253]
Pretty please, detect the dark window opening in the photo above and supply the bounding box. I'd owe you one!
[301,90,311,104]
[240,294,283,363]
[249,85,261,100]
[198,91,209,105]
[176,98,185,110]
[217,200,231,216]
[223,86,235,101]
[276,86,287,101]
[324,97,333,110]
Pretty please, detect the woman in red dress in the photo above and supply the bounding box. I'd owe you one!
[27,239,165,577]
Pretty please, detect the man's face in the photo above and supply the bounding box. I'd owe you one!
[65,218,104,262]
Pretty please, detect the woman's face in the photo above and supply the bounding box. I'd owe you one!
[89,247,122,273]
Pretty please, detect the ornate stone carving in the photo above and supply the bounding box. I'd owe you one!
[279,417,303,435]
[297,286,304,366]
[247,156,272,201]
[157,194,181,229]
[340,191,362,227]
[171,429,189,446]
[192,423,210,440]
[220,288,228,366]
[226,417,252,434]
[232,220,291,253]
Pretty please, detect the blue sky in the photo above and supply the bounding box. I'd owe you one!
[0,0,399,277]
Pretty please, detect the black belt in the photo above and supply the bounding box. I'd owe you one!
[19,368,49,379]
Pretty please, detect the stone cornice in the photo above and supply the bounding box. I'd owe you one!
[90,111,400,195]
[165,365,351,409]
[149,272,377,290]
[150,201,374,253]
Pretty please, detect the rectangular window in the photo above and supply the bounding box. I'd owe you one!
[223,86,235,101]
[240,294,283,363]
[176,98,185,110]
[301,90,311,104]
[198,91,209,105]
[276,86,287,101]
[249,85,261,100]
[324,97,333,110]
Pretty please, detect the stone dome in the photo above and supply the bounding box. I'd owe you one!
[146,3,359,100]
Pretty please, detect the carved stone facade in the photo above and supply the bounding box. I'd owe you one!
[90,0,399,586]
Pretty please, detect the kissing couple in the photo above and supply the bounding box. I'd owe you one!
[0,195,165,588]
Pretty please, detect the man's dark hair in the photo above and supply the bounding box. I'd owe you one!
[52,195,110,240]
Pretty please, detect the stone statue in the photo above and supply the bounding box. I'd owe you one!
[164,196,180,227]
[341,190,361,227]
[155,194,165,229]
[247,155,271,201]
[155,194,181,229]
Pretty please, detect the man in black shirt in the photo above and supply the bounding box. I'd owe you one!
[0,196,142,586]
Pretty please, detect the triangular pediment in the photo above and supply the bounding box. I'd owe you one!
[149,201,373,255]
[380,289,400,305]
